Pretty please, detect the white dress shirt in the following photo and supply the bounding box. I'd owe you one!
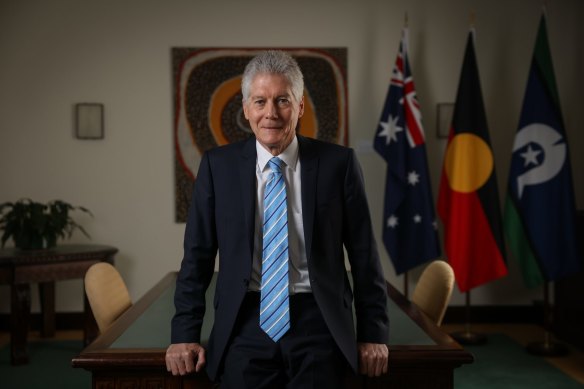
[249,136,311,294]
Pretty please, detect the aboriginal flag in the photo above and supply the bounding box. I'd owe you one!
[437,30,508,292]
[504,15,581,288]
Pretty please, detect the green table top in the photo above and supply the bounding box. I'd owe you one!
[111,274,435,349]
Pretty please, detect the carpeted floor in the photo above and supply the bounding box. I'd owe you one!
[0,334,582,388]
[0,340,90,389]
[454,334,584,389]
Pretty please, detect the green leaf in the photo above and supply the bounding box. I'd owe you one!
[0,198,93,249]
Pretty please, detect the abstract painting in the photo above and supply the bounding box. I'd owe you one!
[172,48,348,222]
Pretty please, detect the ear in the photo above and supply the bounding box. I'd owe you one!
[242,99,249,120]
[298,95,305,118]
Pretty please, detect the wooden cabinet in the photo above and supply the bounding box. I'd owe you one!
[0,244,118,364]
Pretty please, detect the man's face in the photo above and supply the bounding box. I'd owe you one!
[243,73,304,155]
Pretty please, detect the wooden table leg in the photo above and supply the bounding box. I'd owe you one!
[39,281,56,337]
[11,283,31,365]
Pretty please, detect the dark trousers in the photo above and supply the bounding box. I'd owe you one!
[219,292,349,389]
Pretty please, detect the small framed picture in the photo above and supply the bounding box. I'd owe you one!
[436,103,454,139]
[75,103,104,139]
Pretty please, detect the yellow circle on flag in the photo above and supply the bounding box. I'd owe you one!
[444,133,494,193]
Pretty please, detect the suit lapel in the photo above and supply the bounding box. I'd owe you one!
[298,135,318,261]
[239,137,257,255]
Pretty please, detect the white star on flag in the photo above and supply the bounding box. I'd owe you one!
[407,170,420,186]
[377,115,403,145]
[387,215,399,228]
[413,214,422,223]
[520,145,542,167]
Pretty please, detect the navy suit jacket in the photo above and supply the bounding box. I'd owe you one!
[171,135,389,380]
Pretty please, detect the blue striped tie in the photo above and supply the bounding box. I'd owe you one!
[260,157,290,342]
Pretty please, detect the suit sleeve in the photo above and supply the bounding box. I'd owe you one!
[171,152,217,344]
[343,149,390,344]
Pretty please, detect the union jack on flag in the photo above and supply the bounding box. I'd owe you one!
[373,28,440,275]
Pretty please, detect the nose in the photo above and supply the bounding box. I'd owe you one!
[265,101,278,119]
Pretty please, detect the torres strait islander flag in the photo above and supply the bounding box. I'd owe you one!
[504,15,581,288]
[437,30,508,292]
[374,28,440,275]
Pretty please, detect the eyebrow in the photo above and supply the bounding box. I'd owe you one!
[250,92,292,99]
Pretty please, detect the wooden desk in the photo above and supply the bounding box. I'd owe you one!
[73,273,473,388]
[0,244,118,365]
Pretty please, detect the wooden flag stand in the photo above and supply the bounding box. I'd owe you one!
[526,281,569,356]
[450,291,487,345]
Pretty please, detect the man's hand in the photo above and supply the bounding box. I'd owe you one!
[165,343,206,376]
[357,342,389,377]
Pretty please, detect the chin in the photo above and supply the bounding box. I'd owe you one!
[259,132,285,144]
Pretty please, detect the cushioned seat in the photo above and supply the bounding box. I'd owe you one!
[85,262,132,333]
[411,260,455,326]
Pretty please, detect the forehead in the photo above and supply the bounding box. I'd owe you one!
[249,73,293,96]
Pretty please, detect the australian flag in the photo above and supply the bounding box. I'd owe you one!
[374,28,440,275]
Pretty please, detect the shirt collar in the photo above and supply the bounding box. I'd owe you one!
[256,136,299,172]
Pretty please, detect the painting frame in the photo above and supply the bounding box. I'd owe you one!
[75,103,104,140]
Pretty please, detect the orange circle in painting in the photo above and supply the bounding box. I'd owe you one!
[444,133,493,193]
[209,77,241,146]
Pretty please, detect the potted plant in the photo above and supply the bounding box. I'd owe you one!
[0,198,92,250]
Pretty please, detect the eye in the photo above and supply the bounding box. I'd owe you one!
[254,99,265,106]
[277,98,290,105]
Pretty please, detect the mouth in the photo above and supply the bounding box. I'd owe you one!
[261,126,283,131]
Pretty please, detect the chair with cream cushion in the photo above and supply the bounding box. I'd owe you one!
[85,262,132,333]
[411,260,455,326]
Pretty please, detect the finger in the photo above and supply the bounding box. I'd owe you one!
[168,359,178,376]
[178,359,188,375]
[362,353,372,377]
[375,355,384,377]
[381,356,388,375]
[367,357,375,377]
[184,351,196,374]
[371,351,382,376]
[368,357,377,376]
[195,348,207,372]
[370,352,383,377]
[184,357,195,374]
[167,356,180,376]
[359,352,368,375]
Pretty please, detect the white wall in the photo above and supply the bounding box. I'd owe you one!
[1,0,582,314]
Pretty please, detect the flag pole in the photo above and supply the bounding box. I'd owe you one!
[526,281,569,356]
[450,290,486,345]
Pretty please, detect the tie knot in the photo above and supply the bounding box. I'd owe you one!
[268,157,284,174]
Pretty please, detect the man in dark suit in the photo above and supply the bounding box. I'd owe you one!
[166,50,389,388]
